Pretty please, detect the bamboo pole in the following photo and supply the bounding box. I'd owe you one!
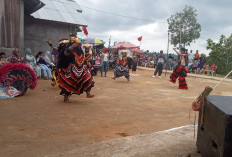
[165,32,170,76]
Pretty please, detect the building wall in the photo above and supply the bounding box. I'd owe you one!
[24,15,78,54]
[0,0,21,55]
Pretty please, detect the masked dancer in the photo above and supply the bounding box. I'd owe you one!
[57,35,94,103]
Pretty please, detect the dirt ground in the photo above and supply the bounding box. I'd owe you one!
[0,69,232,157]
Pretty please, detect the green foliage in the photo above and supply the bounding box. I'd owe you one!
[206,34,232,75]
[167,5,201,48]
[201,53,207,59]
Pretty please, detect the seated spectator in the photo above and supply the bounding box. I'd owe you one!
[147,57,154,68]
[201,64,210,75]
[36,52,52,80]
[44,51,55,68]
[0,52,9,66]
[10,49,23,63]
[192,60,198,73]
[0,52,6,60]
[24,48,41,78]
[208,64,217,76]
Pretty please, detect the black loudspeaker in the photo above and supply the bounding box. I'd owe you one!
[197,95,232,157]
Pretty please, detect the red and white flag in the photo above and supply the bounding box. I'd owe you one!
[82,26,88,36]
[138,36,143,41]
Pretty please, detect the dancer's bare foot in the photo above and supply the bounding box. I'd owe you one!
[111,77,116,80]
[127,78,130,82]
[86,92,95,98]
[64,95,71,103]
[51,82,55,87]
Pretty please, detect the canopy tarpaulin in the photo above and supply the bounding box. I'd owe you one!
[130,48,143,54]
[112,41,137,49]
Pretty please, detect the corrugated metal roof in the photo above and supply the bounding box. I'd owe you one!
[31,0,87,26]
[24,0,45,14]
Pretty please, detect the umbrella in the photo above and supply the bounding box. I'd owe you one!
[130,48,143,54]
[112,41,138,49]
[85,38,105,45]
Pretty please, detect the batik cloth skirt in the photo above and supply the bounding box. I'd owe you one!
[58,65,94,96]
[113,65,130,79]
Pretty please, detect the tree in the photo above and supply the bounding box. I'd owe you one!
[206,34,232,75]
[167,5,201,48]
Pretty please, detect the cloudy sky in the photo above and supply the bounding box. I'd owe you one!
[76,0,232,55]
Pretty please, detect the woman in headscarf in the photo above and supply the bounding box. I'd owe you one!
[57,34,94,103]
[44,51,55,68]
[24,48,41,78]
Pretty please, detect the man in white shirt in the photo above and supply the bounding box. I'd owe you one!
[101,51,109,77]
[188,50,194,64]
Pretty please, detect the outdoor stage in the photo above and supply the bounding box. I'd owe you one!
[0,68,232,157]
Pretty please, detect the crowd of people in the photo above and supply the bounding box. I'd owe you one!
[0,49,54,80]
[187,50,217,75]
[0,34,137,101]
[134,49,217,76]
[0,35,219,100]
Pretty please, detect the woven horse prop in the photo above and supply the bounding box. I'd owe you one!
[0,63,37,99]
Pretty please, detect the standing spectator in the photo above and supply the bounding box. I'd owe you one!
[46,38,59,64]
[194,50,200,60]
[153,55,157,69]
[152,50,166,78]
[132,52,138,73]
[197,56,206,74]
[51,47,59,64]
[93,53,101,76]
[188,50,194,68]
[101,50,109,77]
[24,48,41,78]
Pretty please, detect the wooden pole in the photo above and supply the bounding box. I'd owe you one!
[165,32,170,76]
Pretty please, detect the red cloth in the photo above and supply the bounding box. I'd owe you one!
[138,36,143,41]
[82,26,88,36]
[102,47,108,53]
[211,66,217,71]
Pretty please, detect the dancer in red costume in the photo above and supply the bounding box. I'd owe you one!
[170,48,188,90]
[57,35,94,103]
